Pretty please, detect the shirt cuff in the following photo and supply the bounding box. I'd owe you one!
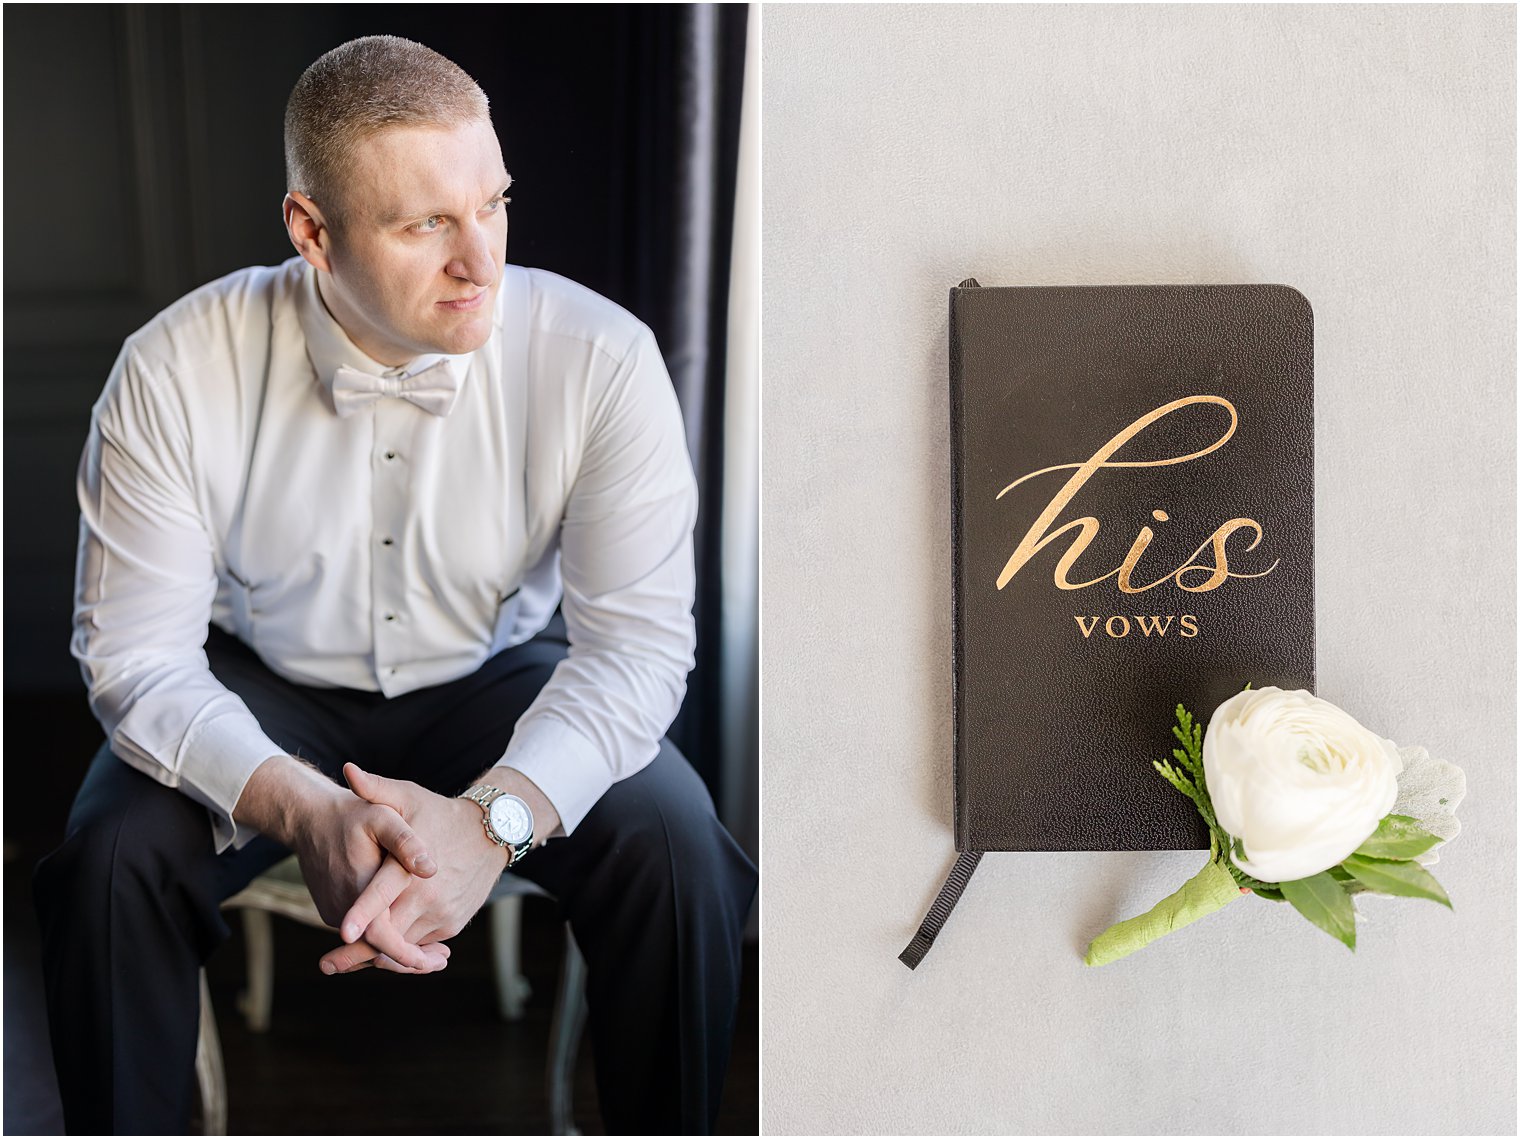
[497,717,613,836]
[177,711,288,854]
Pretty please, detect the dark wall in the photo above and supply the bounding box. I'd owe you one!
[4,5,746,818]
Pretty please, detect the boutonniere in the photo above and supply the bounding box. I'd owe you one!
[1085,686,1465,965]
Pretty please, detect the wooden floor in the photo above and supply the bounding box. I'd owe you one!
[3,696,759,1136]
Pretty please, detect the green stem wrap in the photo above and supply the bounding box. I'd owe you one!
[1083,856,1242,966]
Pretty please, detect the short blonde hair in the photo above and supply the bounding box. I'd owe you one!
[284,35,490,221]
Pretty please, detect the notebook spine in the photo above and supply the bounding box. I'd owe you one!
[948,278,979,850]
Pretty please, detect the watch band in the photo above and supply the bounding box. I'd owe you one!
[460,784,534,867]
[463,784,505,811]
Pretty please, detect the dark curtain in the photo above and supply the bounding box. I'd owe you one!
[624,6,750,796]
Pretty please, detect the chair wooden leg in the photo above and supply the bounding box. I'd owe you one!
[236,908,274,1033]
[547,926,589,1137]
[195,968,228,1136]
[489,894,533,1021]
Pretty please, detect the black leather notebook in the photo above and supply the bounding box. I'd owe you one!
[903,279,1316,967]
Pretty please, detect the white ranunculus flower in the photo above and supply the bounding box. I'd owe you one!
[1202,687,1404,884]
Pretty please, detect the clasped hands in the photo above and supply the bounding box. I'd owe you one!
[296,763,511,976]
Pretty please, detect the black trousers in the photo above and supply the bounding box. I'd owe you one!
[34,621,756,1135]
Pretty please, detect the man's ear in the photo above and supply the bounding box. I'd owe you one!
[283,191,333,272]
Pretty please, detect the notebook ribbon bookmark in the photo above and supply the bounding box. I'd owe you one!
[898,849,983,970]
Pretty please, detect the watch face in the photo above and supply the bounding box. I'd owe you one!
[488,794,533,845]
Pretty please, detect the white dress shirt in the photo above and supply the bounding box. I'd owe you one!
[72,256,698,852]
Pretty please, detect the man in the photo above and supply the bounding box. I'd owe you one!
[34,34,755,1135]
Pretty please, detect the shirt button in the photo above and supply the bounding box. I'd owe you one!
[384,450,397,461]
[385,613,397,622]
[381,537,394,546]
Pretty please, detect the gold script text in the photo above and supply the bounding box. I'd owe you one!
[995,395,1279,593]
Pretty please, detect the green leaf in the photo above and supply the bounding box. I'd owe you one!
[1341,855,1453,909]
[1353,814,1442,861]
[1279,872,1358,950]
[1327,866,1369,896]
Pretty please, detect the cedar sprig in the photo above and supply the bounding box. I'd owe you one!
[1153,704,1214,828]
[1154,703,1279,893]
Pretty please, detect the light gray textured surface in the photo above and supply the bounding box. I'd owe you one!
[760,5,1515,1135]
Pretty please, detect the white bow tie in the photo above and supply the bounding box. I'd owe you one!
[331,360,460,418]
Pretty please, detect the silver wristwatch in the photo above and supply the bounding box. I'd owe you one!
[460,784,535,868]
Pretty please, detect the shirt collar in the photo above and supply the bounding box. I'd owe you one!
[295,263,473,399]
